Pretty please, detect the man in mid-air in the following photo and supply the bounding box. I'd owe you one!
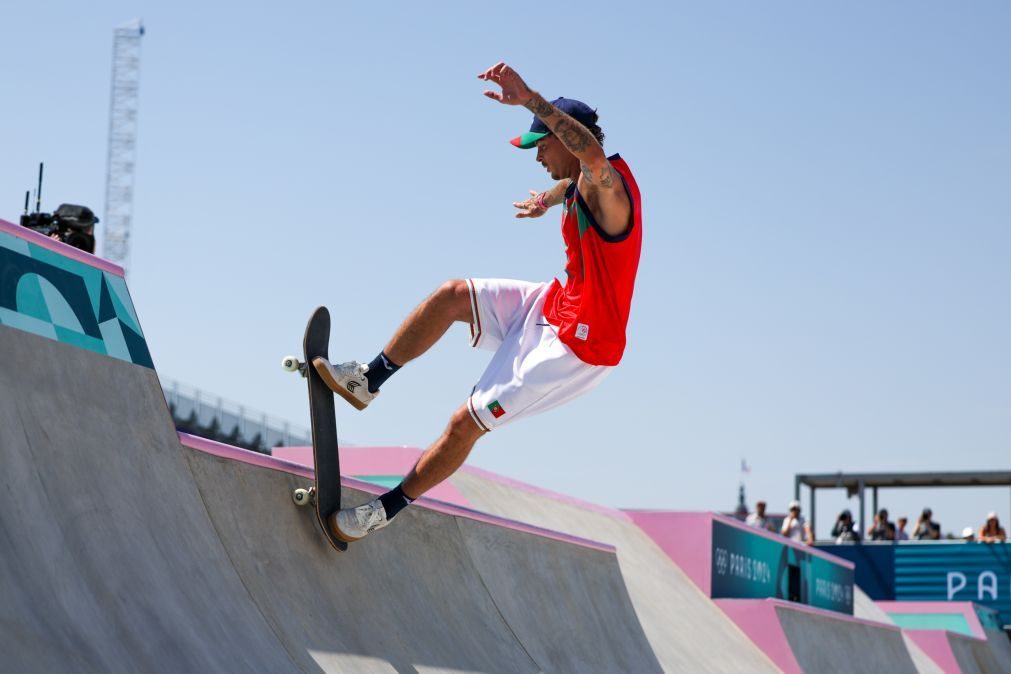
[314,62,643,542]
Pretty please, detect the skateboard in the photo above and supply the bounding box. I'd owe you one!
[282,306,347,552]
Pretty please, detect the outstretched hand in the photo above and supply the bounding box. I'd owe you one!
[513,190,547,219]
[478,62,534,106]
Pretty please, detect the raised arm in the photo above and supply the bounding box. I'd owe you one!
[521,93,612,180]
[479,62,631,237]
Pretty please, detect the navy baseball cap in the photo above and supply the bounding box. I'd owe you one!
[510,97,597,149]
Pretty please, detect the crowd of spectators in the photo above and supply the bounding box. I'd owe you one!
[741,500,1008,546]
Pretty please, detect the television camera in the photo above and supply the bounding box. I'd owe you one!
[19,163,98,254]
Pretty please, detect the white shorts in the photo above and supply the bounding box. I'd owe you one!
[465,278,611,431]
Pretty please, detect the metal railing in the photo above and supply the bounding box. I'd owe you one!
[161,377,310,453]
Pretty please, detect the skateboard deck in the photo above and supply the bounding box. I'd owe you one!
[301,306,347,552]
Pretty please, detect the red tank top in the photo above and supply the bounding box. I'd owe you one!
[543,154,642,366]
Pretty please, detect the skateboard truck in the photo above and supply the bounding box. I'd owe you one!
[292,486,316,506]
[281,355,309,378]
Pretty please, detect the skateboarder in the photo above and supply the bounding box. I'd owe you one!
[315,62,643,542]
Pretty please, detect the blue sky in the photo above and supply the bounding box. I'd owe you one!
[2,1,1009,538]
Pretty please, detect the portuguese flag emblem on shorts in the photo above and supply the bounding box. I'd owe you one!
[489,401,506,418]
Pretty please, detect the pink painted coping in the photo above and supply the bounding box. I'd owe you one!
[0,217,125,277]
[716,598,904,674]
[903,630,961,674]
[272,445,470,508]
[626,510,712,590]
[178,433,614,553]
[876,601,986,640]
[715,599,803,674]
[275,444,629,519]
[625,511,855,594]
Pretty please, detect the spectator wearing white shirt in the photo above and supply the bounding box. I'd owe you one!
[746,501,774,533]
[781,500,813,544]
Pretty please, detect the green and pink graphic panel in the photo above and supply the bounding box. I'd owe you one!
[0,219,152,368]
[627,510,855,614]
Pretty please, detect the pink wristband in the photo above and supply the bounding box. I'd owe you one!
[536,192,548,210]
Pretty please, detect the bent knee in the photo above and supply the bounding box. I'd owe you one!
[449,405,486,437]
[434,279,473,323]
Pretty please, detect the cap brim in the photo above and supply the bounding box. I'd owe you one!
[510,131,548,149]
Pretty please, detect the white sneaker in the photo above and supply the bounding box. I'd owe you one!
[328,499,390,542]
[312,358,378,410]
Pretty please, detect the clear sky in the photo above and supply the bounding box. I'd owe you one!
[2,1,1009,539]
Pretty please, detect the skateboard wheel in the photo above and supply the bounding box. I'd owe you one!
[282,355,301,373]
[293,488,312,506]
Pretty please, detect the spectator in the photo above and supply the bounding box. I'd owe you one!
[831,509,860,543]
[746,500,774,532]
[978,513,1007,543]
[868,508,896,541]
[913,508,941,540]
[781,500,813,544]
[895,516,909,541]
[961,526,975,541]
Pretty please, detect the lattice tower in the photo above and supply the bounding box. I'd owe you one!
[102,20,145,276]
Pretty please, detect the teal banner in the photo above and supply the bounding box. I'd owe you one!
[895,543,1011,627]
[711,520,854,614]
[0,229,152,368]
[819,542,1011,626]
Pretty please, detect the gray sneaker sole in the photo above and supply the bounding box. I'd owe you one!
[327,512,366,543]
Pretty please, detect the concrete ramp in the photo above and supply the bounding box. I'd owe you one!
[0,321,665,672]
[185,434,662,673]
[906,630,1011,674]
[717,598,922,673]
[0,327,294,673]
[943,631,1007,674]
[853,589,944,674]
[448,470,781,672]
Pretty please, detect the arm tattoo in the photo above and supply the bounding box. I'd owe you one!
[597,165,615,188]
[523,94,596,156]
[554,118,591,153]
[580,164,616,189]
[524,96,556,119]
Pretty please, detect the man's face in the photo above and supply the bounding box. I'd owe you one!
[756,503,766,516]
[535,135,567,180]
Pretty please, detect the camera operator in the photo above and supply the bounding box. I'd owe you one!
[21,203,97,254]
[868,509,896,541]
[914,508,942,540]
[831,509,860,543]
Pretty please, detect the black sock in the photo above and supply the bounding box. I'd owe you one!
[379,484,415,520]
[365,351,401,393]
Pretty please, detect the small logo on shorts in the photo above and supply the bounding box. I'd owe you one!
[575,323,590,340]
[488,401,506,418]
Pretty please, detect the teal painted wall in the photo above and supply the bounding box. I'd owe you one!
[712,520,855,614]
[0,229,152,368]
[887,612,973,636]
